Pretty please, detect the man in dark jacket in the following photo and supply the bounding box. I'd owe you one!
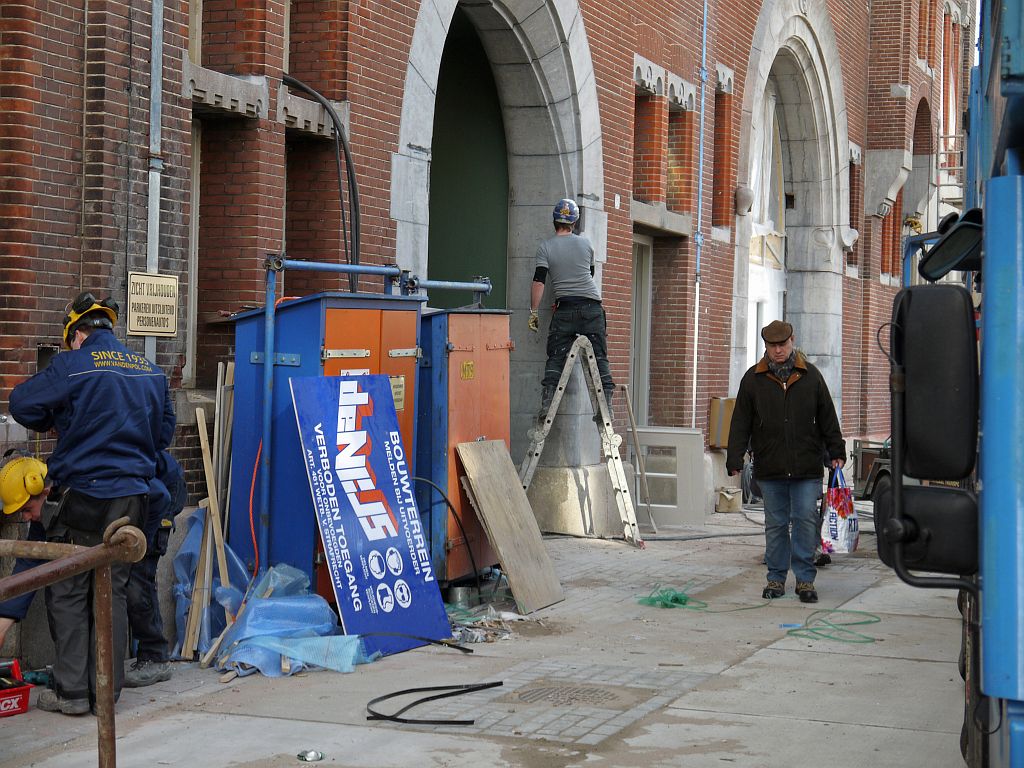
[726,320,845,604]
[124,451,187,687]
[9,292,175,715]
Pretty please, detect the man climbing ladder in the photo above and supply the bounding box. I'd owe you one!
[518,335,644,548]
[528,198,616,421]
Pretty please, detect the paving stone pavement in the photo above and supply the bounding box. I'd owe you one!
[404,658,710,745]
[0,510,967,768]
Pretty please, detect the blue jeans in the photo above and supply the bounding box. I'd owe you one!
[758,478,821,585]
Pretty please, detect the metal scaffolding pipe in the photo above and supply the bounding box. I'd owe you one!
[280,258,401,277]
[0,540,86,560]
[0,524,146,603]
[94,564,116,768]
[412,277,491,294]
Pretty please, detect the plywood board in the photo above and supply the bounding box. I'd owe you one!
[456,440,563,614]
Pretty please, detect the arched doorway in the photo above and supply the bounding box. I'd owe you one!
[905,98,935,225]
[392,0,605,461]
[746,75,788,370]
[427,8,509,309]
[733,5,851,409]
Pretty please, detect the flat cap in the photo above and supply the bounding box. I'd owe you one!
[761,320,794,344]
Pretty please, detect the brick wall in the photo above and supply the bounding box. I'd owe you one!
[0,0,969,481]
[667,108,696,213]
[711,90,735,226]
[633,94,668,205]
[0,0,190,394]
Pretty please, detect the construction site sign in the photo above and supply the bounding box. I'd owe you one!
[290,374,450,657]
[127,272,178,336]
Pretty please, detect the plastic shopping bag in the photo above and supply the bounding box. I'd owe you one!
[820,468,858,554]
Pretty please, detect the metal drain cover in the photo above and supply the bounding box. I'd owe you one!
[503,680,652,709]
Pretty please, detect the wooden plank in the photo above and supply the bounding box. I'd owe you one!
[196,408,231,590]
[183,506,211,658]
[211,362,225,483]
[623,384,657,534]
[217,362,235,532]
[455,440,563,614]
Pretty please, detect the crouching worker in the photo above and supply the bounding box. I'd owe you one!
[124,451,187,687]
[0,455,62,649]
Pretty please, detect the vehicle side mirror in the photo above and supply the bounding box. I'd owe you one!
[886,284,980,593]
[891,285,978,480]
[918,208,983,281]
[874,483,978,575]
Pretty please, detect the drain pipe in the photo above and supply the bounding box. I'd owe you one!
[691,0,709,428]
[144,0,164,362]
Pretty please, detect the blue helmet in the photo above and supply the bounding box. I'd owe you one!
[552,198,579,225]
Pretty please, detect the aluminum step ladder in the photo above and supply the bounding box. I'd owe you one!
[518,335,644,548]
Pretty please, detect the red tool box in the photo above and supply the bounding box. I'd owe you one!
[0,660,32,717]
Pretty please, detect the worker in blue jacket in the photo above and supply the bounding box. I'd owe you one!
[9,292,176,715]
[124,451,187,687]
[0,452,187,687]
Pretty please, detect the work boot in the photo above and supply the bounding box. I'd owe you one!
[36,689,90,715]
[762,580,785,599]
[796,582,819,603]
[124,659,172,688]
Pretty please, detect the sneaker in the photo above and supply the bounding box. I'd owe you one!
[814,553,832,566]
[124,660,172,688]
[36,689,90,715]
[796,582,819,603]
[762,580,785,599]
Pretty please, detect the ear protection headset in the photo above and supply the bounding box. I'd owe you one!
[1,456,48,515]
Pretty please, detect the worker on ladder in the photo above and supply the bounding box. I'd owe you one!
[528,198,615,421]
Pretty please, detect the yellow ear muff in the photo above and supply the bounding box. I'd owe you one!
[24,470,44,497]
[1,457,47,515]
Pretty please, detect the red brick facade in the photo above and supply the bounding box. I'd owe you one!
[0,0,972,480]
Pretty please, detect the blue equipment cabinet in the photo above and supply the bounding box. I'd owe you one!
[228,292,422,595]
[416,309,511,583]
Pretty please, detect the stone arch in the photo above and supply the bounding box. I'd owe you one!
[391,0,606,458]
[905,97,935,219]
[731,0,851,412]
[390,0,605,281]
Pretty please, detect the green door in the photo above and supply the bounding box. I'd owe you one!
[427,7,509,309]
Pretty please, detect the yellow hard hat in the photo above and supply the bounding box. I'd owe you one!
[0,457,48,515]
[62,291,118,348]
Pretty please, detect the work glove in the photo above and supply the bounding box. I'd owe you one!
[528,310,539,333]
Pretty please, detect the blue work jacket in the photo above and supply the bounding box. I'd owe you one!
[10,329,176,498]
[143,451,187,543]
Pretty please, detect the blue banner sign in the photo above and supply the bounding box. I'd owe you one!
[290,374,450,657]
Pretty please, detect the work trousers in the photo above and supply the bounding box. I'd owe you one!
[126,552,168,663]
[45,491,145,702]
[542,300,614,396]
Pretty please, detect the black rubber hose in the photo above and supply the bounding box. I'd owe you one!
[412,476,483,598]
[281,73,361,292]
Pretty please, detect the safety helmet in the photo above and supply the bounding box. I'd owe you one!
[62,291,119,348]
[552,198,580,225]
[0,457,47,515]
